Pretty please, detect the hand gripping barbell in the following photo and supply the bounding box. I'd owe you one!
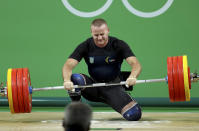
[0,55,198,114]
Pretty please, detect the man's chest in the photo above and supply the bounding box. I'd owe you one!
[84,49,121,65]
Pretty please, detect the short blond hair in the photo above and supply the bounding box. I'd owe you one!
[91,18,107,27]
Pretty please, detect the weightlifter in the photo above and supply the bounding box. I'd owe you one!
[62,18,142,121]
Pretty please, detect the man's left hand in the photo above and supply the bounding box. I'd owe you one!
[126,77,137,87]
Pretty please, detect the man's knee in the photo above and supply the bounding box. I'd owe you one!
[122,104,142,121]
[71,74,86,85]
[68,74,86,101]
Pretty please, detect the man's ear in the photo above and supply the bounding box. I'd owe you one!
[108,27,110,32]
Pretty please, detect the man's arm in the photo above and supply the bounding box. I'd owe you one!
[62,58,79,90]
[125,56,142,86]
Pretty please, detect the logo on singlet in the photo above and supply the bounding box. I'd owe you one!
[89,57,94,64]
[105,56,115,64]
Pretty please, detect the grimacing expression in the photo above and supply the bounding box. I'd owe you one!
[91,24,109,48]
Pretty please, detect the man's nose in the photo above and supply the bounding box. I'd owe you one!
[97,35,102,40]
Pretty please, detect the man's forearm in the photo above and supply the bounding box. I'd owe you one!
[62,58,78,81]
[62,66,72,82]
[126,56,142,79]
[129,63,142,78]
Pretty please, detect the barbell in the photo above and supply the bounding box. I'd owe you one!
[0,55,198,114]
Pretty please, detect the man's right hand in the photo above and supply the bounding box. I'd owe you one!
[63,81,74,90]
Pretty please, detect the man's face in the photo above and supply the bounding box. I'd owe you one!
[91,24,109,48]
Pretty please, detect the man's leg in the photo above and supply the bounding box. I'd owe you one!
[100,85,142,121]
[69,73,104,102]
[121,99,142,121]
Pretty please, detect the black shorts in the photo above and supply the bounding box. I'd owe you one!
[80,74,134,113]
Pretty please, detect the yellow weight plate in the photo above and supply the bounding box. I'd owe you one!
[7,68,15,113]
[183,56,190,101]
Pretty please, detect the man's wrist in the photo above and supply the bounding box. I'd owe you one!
[127,77,137,80]
[64,80,71,82]
[129,75,137,79]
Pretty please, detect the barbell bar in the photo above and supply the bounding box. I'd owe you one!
[0,55,198,113]
[33,78,166,91]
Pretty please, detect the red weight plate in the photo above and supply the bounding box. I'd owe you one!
[167,57,175,102]
[27,68,32,112]
[22,68,32,113]
[188,67,191,89]
[17,68,25,113]
[172,56,180,101]
[28,68,32,112]
[177,56,186,101]
[28,69,32,111]
[11,69,19,113]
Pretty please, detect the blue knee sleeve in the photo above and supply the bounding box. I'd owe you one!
[71,74,86,85]
[71,74,86,92]
[123,104,142,121]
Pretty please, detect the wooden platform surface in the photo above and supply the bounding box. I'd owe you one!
[0,111,199,131]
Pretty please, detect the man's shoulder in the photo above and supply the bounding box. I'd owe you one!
[85,37,93,44]
[79,37,93,46]
[109,36,127,47]
[109,36,119,41]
